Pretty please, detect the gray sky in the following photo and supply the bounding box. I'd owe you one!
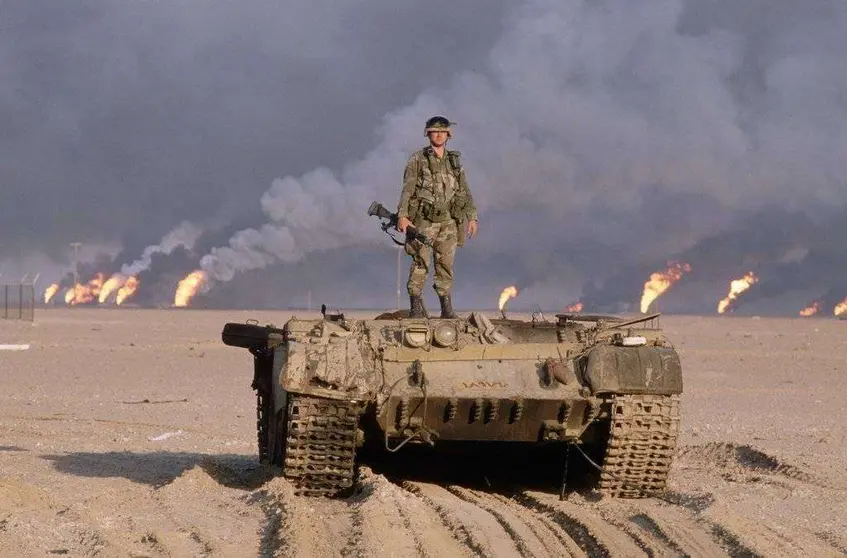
[1,0,509,258]
[3,0,847,313]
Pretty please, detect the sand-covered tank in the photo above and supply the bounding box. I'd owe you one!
[222,310,682,498]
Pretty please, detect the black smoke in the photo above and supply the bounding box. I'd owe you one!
[4,1,847,315]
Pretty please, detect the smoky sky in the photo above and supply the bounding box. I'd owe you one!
[0,0,510,258]
[3,0,847,314]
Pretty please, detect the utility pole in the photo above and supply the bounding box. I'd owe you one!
[70,242,81,285]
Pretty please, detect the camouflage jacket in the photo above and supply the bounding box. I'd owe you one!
[397,146,478,226]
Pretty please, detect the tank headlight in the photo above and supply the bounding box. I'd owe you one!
[433,322,458,347]
[404,324,431,348]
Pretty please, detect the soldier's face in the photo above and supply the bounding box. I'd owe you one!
[428,130,449,147]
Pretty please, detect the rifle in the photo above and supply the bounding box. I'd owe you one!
[368,201,433,247]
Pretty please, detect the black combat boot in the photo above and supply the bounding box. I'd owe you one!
[409,295,426,318]
[439,294,457,319]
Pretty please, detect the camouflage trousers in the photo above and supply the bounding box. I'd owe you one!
[405,220,458,297]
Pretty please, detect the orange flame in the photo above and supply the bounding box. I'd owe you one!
[66,283,90,305]
[99,274,125,303]
[498,285,518,312]
[63,273,107,306]
[640,262,692,313]
[174,270,207,307]
[834,298,847,317]
[565,301,584,312]
[88,273,105,295]
[44,283,60,304]
[116,276,140,305]
[717,272,759,314]
[799,301,820,317]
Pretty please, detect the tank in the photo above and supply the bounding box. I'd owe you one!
[221,310,682,498]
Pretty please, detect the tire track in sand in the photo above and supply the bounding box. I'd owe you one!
[259,477,355,557]
[579,502,675,557]
[623,499,730,558]
[352,469,473,557]
[258,470,478,558]
[547,494,677,557]
[461,488,731,558]
[447,486,581,557]
[484,492,590,557]
[403,481,521,557]
[519,491,646,557]
[704,505,843,558]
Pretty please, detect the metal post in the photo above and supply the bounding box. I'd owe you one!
[559,443,571,500]
[655,298,661,328]
[30,273,38,322]
[396,247,402,311]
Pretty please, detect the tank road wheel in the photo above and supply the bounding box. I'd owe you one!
[599,394,681,498]
[277,394,363,497]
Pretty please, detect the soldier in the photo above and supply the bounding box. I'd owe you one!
[396,115,479,318]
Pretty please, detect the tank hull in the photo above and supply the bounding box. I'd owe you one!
[222,311,683,497]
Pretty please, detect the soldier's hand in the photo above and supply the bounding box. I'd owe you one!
[397,217,412,233]
[467,220,479,239]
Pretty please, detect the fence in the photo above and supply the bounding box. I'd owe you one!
[1,282,35,321]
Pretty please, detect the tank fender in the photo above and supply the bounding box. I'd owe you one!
[277,337,380,401]
[582,345,682,395]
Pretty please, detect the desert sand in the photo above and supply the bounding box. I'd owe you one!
[1,308,845,557]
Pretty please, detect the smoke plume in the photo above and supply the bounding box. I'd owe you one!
[121,221,203,276]
[200,0,847,311]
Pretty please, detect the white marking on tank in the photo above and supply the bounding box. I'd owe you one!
[460,380,509,389]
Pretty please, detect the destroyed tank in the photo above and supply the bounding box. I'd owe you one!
[222,310,682,498]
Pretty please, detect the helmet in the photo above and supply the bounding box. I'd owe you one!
[424,115,453,137]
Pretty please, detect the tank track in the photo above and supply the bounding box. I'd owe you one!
[599,394,680,498]
[281,394,363,497]
[252,352,275,465]
[256,389,271,463]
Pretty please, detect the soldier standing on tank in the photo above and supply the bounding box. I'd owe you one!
[396,115,479,319]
